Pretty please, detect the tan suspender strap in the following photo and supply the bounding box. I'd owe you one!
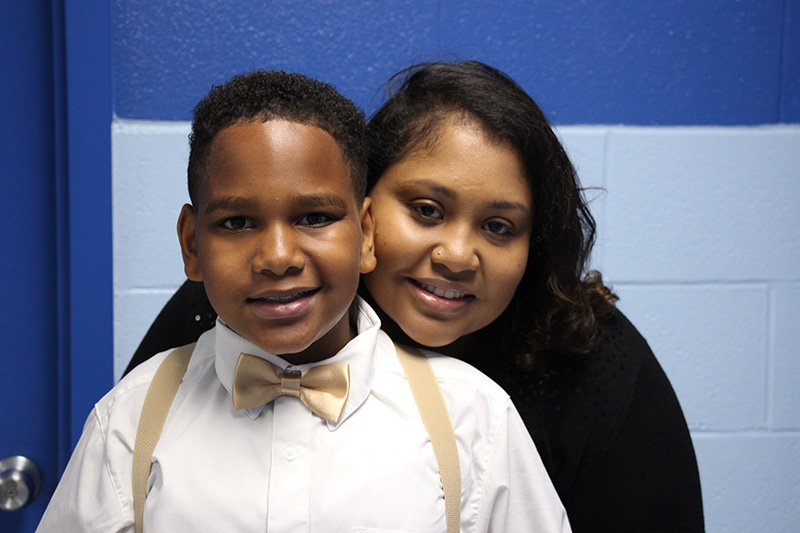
[132,343,195,533]
[394,343,461,533]
[131,341,457,532]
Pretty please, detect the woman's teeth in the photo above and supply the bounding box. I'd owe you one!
[419,283,465,299]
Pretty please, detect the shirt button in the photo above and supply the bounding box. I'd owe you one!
[284,447,297,461]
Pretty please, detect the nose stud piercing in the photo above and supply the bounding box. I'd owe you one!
[437,250,443,256]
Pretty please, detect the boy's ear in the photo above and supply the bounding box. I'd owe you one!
[359,197,377,274]
[177,203,203,281]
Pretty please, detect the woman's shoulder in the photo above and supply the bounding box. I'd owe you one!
[124,280,216,376]
[545,308,703,529]
[497,308,703,529]
[497,307,655,428]
[489,307,679,485]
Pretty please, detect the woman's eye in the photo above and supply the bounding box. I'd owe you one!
[221,217,252,230]
[483,220,514,236]
[298,213,334,226]
[410,203,442,220]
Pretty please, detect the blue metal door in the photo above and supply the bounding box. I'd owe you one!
[1,1,62,529]
[1,1,113,530]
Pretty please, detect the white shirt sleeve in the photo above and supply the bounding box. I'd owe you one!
[478,399,571,533]
[36,408,133,533]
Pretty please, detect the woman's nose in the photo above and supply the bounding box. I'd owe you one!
[431,226,479,273]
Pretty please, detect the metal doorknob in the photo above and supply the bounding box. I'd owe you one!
[0,456,42,511]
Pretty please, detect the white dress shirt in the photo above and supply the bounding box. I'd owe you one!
[38,298,570,532]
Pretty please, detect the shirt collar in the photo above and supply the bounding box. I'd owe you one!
[214,296,381,429]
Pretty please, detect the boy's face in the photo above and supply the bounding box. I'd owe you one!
[178,119,376,364]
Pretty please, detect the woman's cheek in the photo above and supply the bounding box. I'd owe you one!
[375,215,415,261]
[374,231,398,262]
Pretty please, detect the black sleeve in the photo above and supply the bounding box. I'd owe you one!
[493,310,704,532]
[123,280,217,376]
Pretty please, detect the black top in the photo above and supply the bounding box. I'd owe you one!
[126,280,704,532]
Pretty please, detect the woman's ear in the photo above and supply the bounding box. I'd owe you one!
[177,203,203,281]
[359,197,377,274]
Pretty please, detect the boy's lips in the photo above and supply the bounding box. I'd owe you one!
[248,288,318,302]
[246,287,320,319]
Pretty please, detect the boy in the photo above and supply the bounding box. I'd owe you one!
[38,71,569,531]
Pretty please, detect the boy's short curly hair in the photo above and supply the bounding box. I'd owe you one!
[188,71,367,204]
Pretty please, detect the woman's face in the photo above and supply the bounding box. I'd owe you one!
[363,118,533,348]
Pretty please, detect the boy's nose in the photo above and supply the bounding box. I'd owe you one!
[252,226,305,276]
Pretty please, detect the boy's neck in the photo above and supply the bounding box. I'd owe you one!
[267,304,360,365]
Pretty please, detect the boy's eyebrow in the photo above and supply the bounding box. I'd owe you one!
[204,196,258,215]
[400,178,531,214]
[203,193,349,215]
[294,193,349,210]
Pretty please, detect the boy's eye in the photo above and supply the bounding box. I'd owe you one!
[483,220,514,237]
[298,213,335,226]
[221,217,253,230]
[409,203,442,220]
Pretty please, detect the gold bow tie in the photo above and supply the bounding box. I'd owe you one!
[232,353,350,423]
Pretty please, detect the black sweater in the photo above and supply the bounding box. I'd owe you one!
[125,280,704,531]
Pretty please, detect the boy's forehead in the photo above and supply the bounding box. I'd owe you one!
[195,119,359,207]
[212,118,335,151]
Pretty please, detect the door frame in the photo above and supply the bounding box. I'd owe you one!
[55,0,114,465]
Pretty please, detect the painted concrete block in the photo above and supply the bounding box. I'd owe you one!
[114,289,181,381]
[616,285,767,430]
[693,434,799,532]
[112,120,191,290]
[604,127,800,282]
[771,283,800,429]
[441,0,783,125]
[557,127,607,271]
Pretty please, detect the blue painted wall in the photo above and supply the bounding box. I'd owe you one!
[113,0,799,124]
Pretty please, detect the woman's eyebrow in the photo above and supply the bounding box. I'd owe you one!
[487,200,531,214]
[403,179,530,214]
[400,179,457,199]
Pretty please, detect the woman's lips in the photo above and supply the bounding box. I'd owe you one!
[416,282,466,299]
[406,278,474,313]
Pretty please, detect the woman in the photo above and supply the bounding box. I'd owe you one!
[127,61,704,531]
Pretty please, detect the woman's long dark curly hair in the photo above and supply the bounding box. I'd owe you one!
[366,61,616,372]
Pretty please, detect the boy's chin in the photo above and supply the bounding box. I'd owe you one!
[224,324,319,364]
[226,308,355,365]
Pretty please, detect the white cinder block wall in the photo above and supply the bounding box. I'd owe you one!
[113,119,800,531]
